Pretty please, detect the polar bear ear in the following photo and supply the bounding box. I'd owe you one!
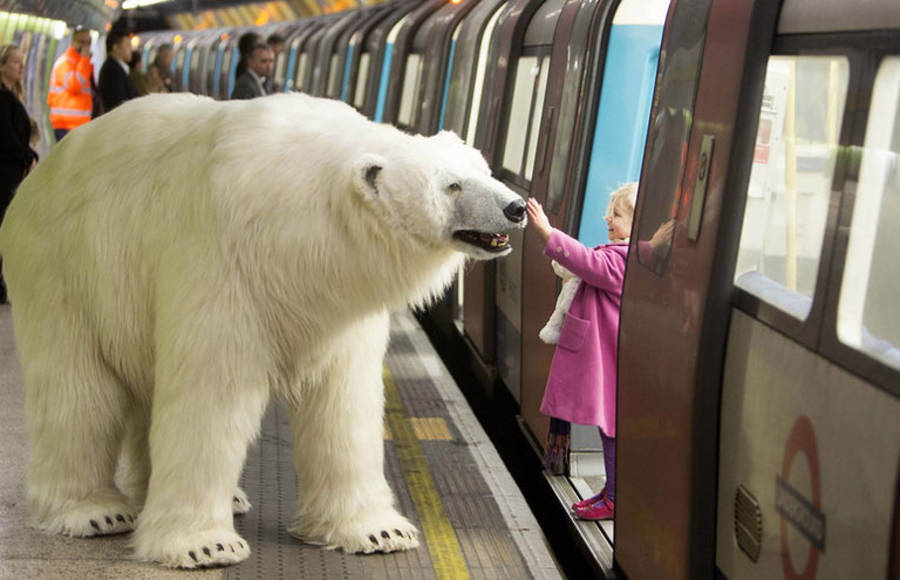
[353,153,387,202]
[430,130,464,148]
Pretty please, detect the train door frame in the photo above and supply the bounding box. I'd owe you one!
[379,0,447,126]
[461,0,545,370]
[331,4,391,102]
[284,21,322,94]
[339,2,397,106]
[410,0,482,136]
[296,15,341,94]
[311,10,359,97]
[615,0,782,577]
[357,0,420,119]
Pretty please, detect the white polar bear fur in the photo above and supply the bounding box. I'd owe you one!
[539,261,581,344]
[0,92,524,568]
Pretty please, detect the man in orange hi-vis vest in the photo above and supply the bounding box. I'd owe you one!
[48,27,93,141]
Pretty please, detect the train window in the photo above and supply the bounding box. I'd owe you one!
[398,53,423,128]
[734,55,849,320]
[296,53,309,92]
[502,55,548,181]
[354,52,371,108]
[633,0,711,274]
[836,56,900,371]
[327,53,341,98]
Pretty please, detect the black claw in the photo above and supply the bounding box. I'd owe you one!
[104,516,113,526]
[216,543,224,552]
[233,496,239,503]
[202,547,211,557]
[369,534,378,545]
[381,530,390,539]
[238,541,244,549]
[189,551,198,563]
[115,514,125,523]
[394,529,403,537]
[229,544,235,552]
[90,519,100,532]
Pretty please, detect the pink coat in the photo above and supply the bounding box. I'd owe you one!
[539,229,627,437]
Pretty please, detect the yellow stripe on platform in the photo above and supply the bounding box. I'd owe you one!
[383,367,470,580]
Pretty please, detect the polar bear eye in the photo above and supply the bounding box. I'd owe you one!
[448,183,462,194]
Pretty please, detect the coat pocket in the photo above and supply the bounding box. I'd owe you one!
[557,312,590,352]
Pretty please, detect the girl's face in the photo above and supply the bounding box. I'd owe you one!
[605,202,633,242]
[0,48,24,86]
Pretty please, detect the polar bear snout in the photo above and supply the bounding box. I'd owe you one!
[503,199,527,223]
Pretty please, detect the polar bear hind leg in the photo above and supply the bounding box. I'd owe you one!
[286,310,419,554]
[22,310,137,537]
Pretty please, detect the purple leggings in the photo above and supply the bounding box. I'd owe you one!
[599,429,616,502]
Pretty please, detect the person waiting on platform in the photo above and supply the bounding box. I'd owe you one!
[99,30,138,113]
[129,49,150,96]
[231,43,274,100]
[265,33,286,93]
[47,26,93,141]
[525,183,638,521]
[0,44,39,302]
[147,43,174,93]
[234,31,262,80]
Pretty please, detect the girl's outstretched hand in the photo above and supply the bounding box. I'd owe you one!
[526,198,553,243]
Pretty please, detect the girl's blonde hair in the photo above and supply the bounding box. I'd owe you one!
[0,44,24,101]
[606,182,638,220]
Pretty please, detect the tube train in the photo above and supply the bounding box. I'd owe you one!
[2,0,898,577]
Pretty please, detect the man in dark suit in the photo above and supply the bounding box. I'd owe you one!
[99,30,138,113]
[231,43,274,100]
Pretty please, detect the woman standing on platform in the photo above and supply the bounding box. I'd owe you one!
[0,44,38,303]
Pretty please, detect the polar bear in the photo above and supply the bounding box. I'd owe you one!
[0,92,525,568]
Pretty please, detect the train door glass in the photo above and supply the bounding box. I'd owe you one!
[175,45,186,91]
[837,56,900,371]
[465,3,507,145]
[633,1,711,274]
[397,53,423,129]
[327,53,341,98]
[501,53,550,184]
[296,52,309,92]
[354,52,371,109]
[734,55,849,320]
[285,37,301,91]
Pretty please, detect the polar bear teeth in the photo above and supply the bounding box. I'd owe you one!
[454,230,510,251]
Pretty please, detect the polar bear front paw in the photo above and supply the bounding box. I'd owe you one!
[137,529,251,568]
[291,512,420,554]
[232,487,252,515]
[35,497,137,537]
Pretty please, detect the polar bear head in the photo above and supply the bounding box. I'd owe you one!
[351,130,526,259]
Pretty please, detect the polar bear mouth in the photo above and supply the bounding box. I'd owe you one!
[453,230,510,252]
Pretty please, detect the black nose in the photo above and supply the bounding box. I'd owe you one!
[503,199,527,222]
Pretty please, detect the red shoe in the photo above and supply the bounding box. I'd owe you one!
[571,487,606,511]
[575,497,614,520]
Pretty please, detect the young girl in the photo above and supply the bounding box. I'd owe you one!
[525,183,637,521]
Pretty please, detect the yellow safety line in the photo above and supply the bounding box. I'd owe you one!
[383,367,470,580]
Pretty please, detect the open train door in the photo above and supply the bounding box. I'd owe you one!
[614,0,781,578]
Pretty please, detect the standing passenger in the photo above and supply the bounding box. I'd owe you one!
[99,30,138,112]
[231,44,273,100]
[0,44,39,303]
[129,49,151,96]
[47,27,93,141]
[526,184,637,521]
[147,43,174,93]
[234,31,262,80]
[265,33,286,94]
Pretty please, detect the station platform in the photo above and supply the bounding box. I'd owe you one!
[0,306,562,579]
